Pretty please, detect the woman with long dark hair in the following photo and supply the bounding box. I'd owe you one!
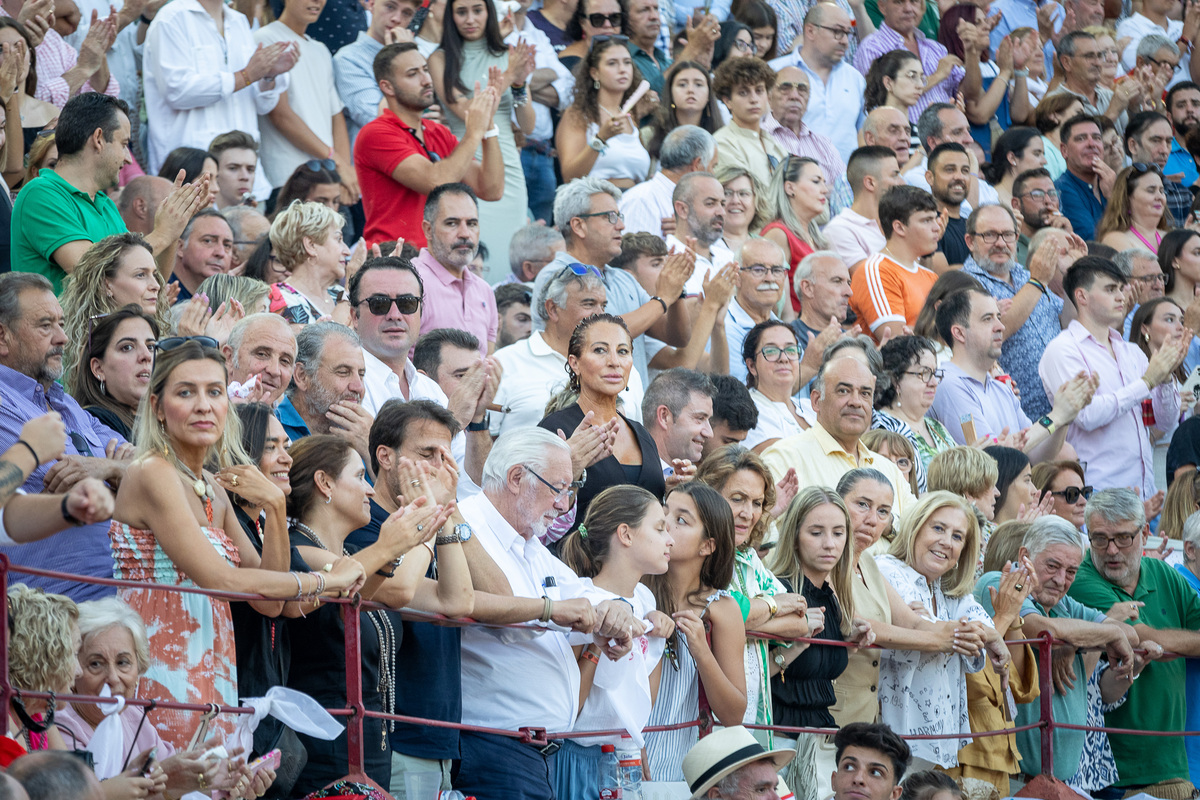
[69,306,158,441]
[430,0,535,274]
[643,60,721,159]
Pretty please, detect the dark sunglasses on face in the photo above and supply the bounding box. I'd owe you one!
[1050,485,1094,504]
[358,293,423,316]
[587,13,624,28]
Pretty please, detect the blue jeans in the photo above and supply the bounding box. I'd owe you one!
[454,731,557,800]
[521,145,556,224]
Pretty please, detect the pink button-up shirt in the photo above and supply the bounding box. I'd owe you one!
[413,248,498,355]
[1038,320,1179,498]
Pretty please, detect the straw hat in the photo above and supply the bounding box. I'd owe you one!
[682,726,793,799]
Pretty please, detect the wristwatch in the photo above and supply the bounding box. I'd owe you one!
[1037,415,1057,435]
[467,412,490,432]
[483,125,500,139]
[588,135,608,154]
[437,522,473,545]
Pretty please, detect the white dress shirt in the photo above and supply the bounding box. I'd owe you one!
[458,492,591,732]
[506,18,573,141]
[619,171,677,238]
[490,331,646,437]
[1117,14,1189,88]
[666,234,735,296]
[143,0,288,196]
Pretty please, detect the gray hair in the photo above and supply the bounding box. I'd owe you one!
[1183,510,1200,550]
[1022,515,1085,560]
[738,237,785,265]
[554,177,622,240]
[227,312,295,360]
[9,751,100,800]
[0,272,53,328]
[509,224,564,279]
[1113,248,1155,278]
[817,335,889,399]
[536,264,605,323]
[481,427,571,493]
[76,596,151,675]
[641,368,715,423]
[292,321,361,386]
[713,769,744,798]
[1085,487,1146,532]
[1138,33,1180,60]
[221,205,268,241]
[793,249,843,287]
[916,102,955,150]
[660,125,717,172]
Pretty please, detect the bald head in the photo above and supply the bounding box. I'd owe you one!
[863,107,913,166]
[802,2,852,66]
[118,175,174,235]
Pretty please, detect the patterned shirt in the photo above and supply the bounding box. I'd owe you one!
[762,113,854,214]
[852,23,964,124]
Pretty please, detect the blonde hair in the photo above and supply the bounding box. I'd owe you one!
[981,520,1031,574]
[268,200,344,270]
[768,486,855,632]
[8,584,79,694]
[60,233,167,381]
[196,273,271,315]
[889,491,982,598]
[927,446,998,498]
[713,164,769,234]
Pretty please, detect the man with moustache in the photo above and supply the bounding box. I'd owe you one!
[1055,115,1110,242]
[1166,81,1200,186]
[926,143,972,270]
[667,172,734,296]
[413,183,499,355]
[1011,168,1073,264]
[726,239,784,383]
[619,125,717,239]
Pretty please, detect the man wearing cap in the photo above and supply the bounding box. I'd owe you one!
[682,725,792,799]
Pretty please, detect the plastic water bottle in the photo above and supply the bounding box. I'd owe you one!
[616,735,643,800]
[437,792,472,800]
[599,743,623,799]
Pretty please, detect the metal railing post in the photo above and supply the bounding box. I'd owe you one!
[344,595,366,776]
[1038,631,1055,776]
[0,556,10,717]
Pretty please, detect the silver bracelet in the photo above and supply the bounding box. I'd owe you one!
[290,571,304,599]
[1013,68,1029,78]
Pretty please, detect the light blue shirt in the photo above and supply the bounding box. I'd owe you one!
[333,31,384,146]
[988,0,1061,79]
[671,0,732,29]
[928,360,1032,444]
[1168,137,1200,190]
[725,297,777,384]
[768,51,865,164]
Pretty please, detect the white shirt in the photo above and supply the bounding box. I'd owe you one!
[254,22,343,188]
[1117,13,1189,88]
[143,0,287,198]
[769,51,866,164]
[506,18,573,141]
[66,3,141,110]
[458,491,591,732]
[490,331,645,438]
[667,234,735,296]
[725,298,776,384]
[904,158,1000,216]
[619,171,677,238]
[874,554,991,769]
[360,348,478,498]
[743,387,806,450]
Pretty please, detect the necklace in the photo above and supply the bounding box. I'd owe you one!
[293,521,345,556]
[175,460,213,500]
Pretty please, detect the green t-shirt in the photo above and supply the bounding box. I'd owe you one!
[11,169,128,294]
[863,0,941,41]
[976,571,1107,780]
[1067,555,1200,787]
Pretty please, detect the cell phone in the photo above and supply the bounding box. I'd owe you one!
[960,413,978,444]
[140,748,157,777]
[1182,364,1200,397]
[248,749,281,775]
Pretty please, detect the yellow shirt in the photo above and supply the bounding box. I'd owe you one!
[759,424,918,521]
[830,553,891,727]
[713,122,788,181]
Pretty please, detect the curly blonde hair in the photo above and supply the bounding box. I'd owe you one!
[268,200,344,271]
[8,584,79,695]
[60,233,166,382]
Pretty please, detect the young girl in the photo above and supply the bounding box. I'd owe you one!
[643,482,747,781]
[557,485,675,800]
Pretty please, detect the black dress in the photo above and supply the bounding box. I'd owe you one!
[285,529,394,794]
[770,575,848,729]
[538,403,666,528]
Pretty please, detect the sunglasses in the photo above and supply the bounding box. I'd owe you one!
[358,293,422,316]
[1131,162,1162,175]
[587,14,623,28]
[303,158,337,172]
[1049,485,1093,504]
[156,336,220,352]
[35,128,54,139]
[556,262,605,280]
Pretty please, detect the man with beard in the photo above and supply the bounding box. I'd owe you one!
[1166,81,1200,186]
[667,172,734,296]
[0,272,131,600]
[619,125,716,239]
[1011,168,1073,264]
[964,204,1080,420]
[413,183,499,355]
[354,42,504,248]
[277,321,375,472]
[926,143,972,270]
[1055,114,1110,242]
[1069,488,1200,796]
[725,238,784,383]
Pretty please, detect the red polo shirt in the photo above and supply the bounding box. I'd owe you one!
[354,111,459,247]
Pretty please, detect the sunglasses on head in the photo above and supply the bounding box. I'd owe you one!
[156,336,219,351]
[556,262,605,280]
[303,158,337,172]
[1131,162,1162,175]
[358,293,422,316]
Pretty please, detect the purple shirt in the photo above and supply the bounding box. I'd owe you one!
[852,23,964,124]
[928,360,1031,445]
[1039,320,1178,498]
[413,248,499,354]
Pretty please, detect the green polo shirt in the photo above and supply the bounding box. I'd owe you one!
[11,169,127,294]
[1067,555,1200,787]
[627,41,670,96]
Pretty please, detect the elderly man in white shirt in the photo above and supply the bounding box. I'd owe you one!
[620,125,717,238]
[351,256,496,494]
[143,0,299,200]
[457,428,642,800]
[725,238,783,383]
[491,265,644,437]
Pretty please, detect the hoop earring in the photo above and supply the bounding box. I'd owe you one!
[325,493,333,504]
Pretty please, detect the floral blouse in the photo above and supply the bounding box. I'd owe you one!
[875,554,993,769]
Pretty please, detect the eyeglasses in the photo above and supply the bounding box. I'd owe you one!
[758,344,800,362]
[577,209,624,225]
[1018,188,1059,201]
[303,158,337,172]
[904,367,944,383]
[587,13,624,28]
[893,457,913,471]
[1088,530,1139,549]
[1131,162,1162,175]
[524,464,583,504]
[1144,55,1178,70]
[1132,272,1167,285]
[1074,50,1103,60]
[1050,485,1094,504]
[743,263,788,278]
[725,188,754,201]
[972,230,1018,244]
[358,293,422,316]
[556,262,605,281]
[811,22,853,38]
[774,81,809,94]
[733,38,758,53]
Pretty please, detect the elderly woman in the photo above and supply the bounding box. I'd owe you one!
[61,233,166,381]
[68,306,158,441]
[55,597,264,798]
[267,200,352,326]
[872,337,955,495]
